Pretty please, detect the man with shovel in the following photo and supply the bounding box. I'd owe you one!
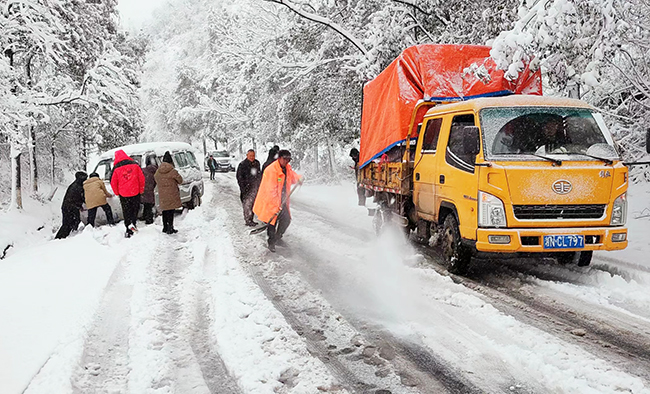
[253,149,303,252]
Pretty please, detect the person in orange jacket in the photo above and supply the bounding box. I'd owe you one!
[253,149,303,252]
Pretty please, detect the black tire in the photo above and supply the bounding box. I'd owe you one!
[187,188,201,210]
[372,207,388,235]
[555,252,575,265]
[577,251,592,267]
[440,215,472,275]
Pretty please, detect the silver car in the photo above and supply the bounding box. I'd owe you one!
[91,142,204,220]
[204,150,235,172]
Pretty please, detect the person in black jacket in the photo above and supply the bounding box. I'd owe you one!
[141,155,158,224]
[236,149,262,226]
[261,145,279,174]
[349,148,366,206]
[55,171,88,239]
[207,155,217,180]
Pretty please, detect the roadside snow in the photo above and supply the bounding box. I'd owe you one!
[0,227,118,393]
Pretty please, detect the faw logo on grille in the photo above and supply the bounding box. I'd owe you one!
[552,180,572,195]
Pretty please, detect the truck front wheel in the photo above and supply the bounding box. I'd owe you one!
[440,215,472,275]
[555,251,592,267]
[577,251,592,267]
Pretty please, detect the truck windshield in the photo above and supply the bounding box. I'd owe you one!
[480,107,619,161]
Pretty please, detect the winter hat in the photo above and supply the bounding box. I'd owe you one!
[162,151,173,164]
[75,171,88,182]
[278,149,291,159]
[89,172,100,179]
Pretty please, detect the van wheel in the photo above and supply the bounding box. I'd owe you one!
[187,188,201,210]
[577,251,592,267]
[440,215,471,275]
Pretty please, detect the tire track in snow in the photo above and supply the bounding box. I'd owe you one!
[241,177,650,392]
[256,174,650,386]
[71,259,132,394]
[189,192,244,394]
[413,245,650,385]
[212,176,480,394]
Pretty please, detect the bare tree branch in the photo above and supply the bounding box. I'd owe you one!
[264,0,369,57]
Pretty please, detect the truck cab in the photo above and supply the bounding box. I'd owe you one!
[410,95,627,273]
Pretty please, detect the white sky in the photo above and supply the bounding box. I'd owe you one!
[116,0,168,29]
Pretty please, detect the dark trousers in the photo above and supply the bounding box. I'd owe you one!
[162,210,175,232]
[267,207,291,246]
[55,207,80,239]
[356,185,366,206]
[241,191,256,224]
[120,195,140,230]
[209,169,216,180]
[87,204,114,227]
[142,203,155,224]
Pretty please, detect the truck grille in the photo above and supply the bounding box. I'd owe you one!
[513,204,606,220]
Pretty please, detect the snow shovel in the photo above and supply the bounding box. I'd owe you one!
[250,182,301,235]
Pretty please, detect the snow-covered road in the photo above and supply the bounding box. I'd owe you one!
[2,173,650,393]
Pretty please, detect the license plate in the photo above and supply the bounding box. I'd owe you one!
[543,235,584,249]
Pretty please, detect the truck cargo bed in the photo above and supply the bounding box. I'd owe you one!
[359,161,412,195]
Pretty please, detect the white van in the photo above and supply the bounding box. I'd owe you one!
[91,142,204,219]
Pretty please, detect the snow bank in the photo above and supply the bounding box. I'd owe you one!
[0,228,118,393]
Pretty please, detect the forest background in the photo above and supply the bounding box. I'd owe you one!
[2,0,650,209]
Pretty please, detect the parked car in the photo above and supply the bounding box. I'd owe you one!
[204,150,235,172]
[89,142,204,222]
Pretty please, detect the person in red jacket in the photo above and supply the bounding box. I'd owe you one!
[111,149,145,238]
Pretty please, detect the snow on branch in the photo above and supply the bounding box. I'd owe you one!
[263,0,370,57]
[390,0,430,16]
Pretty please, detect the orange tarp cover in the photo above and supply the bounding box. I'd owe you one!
[359,44,542,168]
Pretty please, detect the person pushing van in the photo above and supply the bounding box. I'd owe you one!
[111,149,145,238]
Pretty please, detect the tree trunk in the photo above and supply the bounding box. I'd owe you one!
[30,126,37,193]
[314,144,319,174]
[10,142,23,210]
[51,142,56,189]
[6,48,22,209]
[327,138,334,177]
[567,80,581,99]
[25,55,38,194]
[202,137,207,157]
[81,131,88,170]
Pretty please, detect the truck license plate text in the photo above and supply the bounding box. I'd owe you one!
[543,235,585,249]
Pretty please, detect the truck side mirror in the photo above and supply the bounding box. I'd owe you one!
[646,129,650,154]
[463,126,481,156]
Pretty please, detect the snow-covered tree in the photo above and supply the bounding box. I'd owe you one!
[490,0,650,173]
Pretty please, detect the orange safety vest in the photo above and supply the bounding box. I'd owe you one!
[253,160,301,225]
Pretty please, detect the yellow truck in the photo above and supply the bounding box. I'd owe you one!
[358,45,647,274]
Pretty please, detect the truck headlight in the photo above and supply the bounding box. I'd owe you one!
[478,191,507,228]
[610,193,627,226]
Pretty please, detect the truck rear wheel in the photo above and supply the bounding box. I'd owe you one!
[372,205,390,235]
[440,215,471,275]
